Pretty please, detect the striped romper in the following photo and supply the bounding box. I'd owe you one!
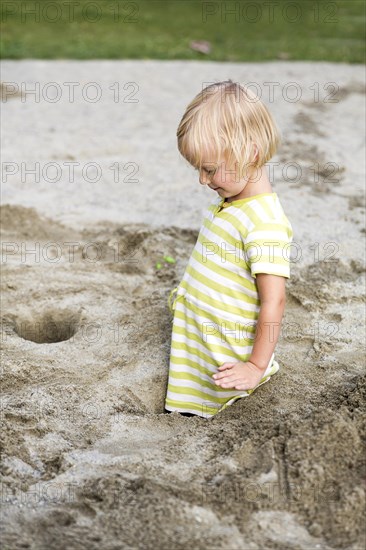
[164,192,293,418]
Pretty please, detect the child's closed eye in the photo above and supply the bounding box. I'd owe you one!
[194,166,217,176]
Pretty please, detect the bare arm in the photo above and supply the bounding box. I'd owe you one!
[248,273,286,371]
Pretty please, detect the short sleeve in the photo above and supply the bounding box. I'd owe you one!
[243,219,294,279]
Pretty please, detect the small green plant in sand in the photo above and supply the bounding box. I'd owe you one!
[156,255,176,270]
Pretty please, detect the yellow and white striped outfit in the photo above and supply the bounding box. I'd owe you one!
[164,192,293,418]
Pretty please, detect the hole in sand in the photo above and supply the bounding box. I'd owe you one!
[14,307,81,344]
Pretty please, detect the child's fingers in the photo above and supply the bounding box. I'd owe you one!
[213,371,239,384]
[212,363,236,380]
[218,362,236,370]
[216,375,244,387]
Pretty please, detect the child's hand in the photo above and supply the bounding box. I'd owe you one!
[212,361,265,391]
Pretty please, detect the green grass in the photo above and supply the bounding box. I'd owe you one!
[1,0,365,62]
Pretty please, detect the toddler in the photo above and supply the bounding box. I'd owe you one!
[164,80,293,419]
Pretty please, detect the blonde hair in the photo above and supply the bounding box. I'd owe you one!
[176,80,281,180]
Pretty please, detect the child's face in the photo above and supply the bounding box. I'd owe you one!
[197,152,256,198]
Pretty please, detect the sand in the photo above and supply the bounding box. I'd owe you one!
[0,60,365,549]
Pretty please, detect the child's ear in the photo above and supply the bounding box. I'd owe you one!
[252,144,259,162]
